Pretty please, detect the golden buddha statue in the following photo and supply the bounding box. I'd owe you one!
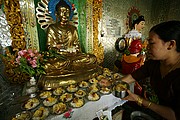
[38,0,102,90]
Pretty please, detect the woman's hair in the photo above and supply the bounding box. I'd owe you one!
[150,20,180,52]
[132,15,145,29]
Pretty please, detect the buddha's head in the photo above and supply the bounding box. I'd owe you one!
[48,0,74,22]
[56,0,70,24]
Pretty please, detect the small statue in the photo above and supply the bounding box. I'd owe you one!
[38,0,102,90]
[121,40,145,75]
[115,15,146,73]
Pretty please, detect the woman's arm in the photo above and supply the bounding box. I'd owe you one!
[148,101,176,120]
[123,90,176,120]
[121,74,136,84]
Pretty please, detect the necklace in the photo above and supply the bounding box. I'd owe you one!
[161,56,180,78]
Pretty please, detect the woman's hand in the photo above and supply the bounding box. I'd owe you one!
[122,89,139,102]
[121,74,136,84]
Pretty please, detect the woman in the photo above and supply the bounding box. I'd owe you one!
[122,20,180,120]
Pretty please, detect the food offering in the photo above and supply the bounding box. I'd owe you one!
[53,102,67,115]
[88,84,99,93]
[70,97,84,108]
[12,111,31,120]
[87,92,100,101]
[79,81,89,88]
[88,78,99,84]
[39,91,52,99]
[43,97,57,107]
[98,78,111,87]
[22,98,40,110]
[96,74,106,80]
[114,82,128,92]
[102,68,112,77]
[99,87,111,95]
[66,84,78,93]
[53,87,65,96]
[32,106,49,120]
[60,93,73,102]
[74,89,86,98]
[113,73,121,80]
[112,81,129,98]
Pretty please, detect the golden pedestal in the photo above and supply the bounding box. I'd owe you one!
[38,65,103,90]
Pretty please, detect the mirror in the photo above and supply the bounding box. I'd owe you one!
[115,37,126,52]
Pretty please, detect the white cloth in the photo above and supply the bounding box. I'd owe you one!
[47,94,127,120]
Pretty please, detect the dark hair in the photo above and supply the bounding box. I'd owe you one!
[150,20,180,52]
[132,15,145,29]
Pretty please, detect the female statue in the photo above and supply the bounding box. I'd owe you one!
[125,15,145,46]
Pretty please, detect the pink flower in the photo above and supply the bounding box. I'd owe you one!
[30,59,37,68]
[29,52,35,57]
[33,56,38,61]
[63,108,73,118]
[18,50,25,56]
[27,49,33,54]
[64,112,71,118]
[16,56,21,64]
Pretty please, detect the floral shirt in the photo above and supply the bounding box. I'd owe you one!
[131,60,180,119]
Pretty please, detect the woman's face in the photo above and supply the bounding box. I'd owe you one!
[136,21,145,32]
[56,6,70,23]
[147,32,169,60]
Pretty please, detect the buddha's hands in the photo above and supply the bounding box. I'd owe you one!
[56,44,62,49]
[67,47,76,53]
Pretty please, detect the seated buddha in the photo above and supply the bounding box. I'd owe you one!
[38,0,102,90]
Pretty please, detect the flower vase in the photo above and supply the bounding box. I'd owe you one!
[26,77,38,98]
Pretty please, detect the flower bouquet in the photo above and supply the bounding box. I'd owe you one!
[16,49,46,78]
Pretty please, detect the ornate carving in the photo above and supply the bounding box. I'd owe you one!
[126,6,140,32]
[86,0,93,53]
[4,0,26,52]
[20,0,39,50]
[92,0,104,64]
[3,0,28,84]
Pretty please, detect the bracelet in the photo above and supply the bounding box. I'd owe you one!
[136,96,143,106]
[146,101,152,108]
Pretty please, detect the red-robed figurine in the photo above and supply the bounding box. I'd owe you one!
[121,39,145,75]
